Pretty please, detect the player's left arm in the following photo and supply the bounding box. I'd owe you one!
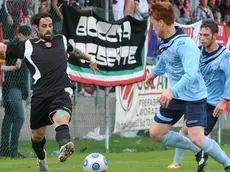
[214,52,230,116]
[61,35,99,74]
[67,44,95,62]
[220,52,230,101]
[67,44,99,74]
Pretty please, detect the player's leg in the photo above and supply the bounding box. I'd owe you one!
[52,109,74,162]
[168,122,188,170]
[204,104,218,137]
[186,99,230,172]
[31,127,48,172]
[50,88,74,162]
[193,104,218,172]
[151,99,200,154]
[30,97,51,172]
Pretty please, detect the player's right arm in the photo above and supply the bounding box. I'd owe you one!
[151,57,166,76]
[6,42,25,60]
[145,57,166,87]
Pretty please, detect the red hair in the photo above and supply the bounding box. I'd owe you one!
[149,2,176,25]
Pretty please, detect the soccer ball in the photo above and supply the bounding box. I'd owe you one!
[83,153,108,172]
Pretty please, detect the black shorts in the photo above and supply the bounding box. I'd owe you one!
[204,103,218,136]
[30,89,73,130]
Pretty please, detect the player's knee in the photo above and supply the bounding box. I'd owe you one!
[31,129,46,142]
[149,127,164,142]
[190,137,203,148]
[189,132,204,148]
[31,134,45,142]
[188,127,205,148]
[52,110,70,125]
[150,132,163,142]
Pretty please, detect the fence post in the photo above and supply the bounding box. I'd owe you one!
[218,115,222,145]
[104,0,110,154]
[105,87,110,153]
[73,82,78,105]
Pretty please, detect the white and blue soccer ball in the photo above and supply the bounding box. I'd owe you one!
[83,153,108,172]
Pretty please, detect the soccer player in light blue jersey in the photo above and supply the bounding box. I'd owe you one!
[145,2,230,172]
[168,20,230,172]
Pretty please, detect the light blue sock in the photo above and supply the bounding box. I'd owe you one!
[162,130,200,154]
[202,136,230,168]
[173,130,186,164]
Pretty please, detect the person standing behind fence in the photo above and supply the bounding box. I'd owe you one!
[50,0,69,34]
[0,25,31,158]
[4,0,29,41]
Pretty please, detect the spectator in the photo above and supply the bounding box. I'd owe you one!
[220,0,230,20]
[4,0,29,40]
[112,0,125,20]
[184,0,193,19]
[133,0,149,20]
[208,0,221,22]
[88,0,104,7]
[124,0,135,18]
[39,0,51,13]
[71,0,92,13]
[0,0,6,24]
[50,0,69,34]
[193,0,214,22]
[0,25,31,158]
[28,0,34,17]
[87,0,105,20]
[223,13,230,26]
[190,0,200,13]
[173,0,192,24]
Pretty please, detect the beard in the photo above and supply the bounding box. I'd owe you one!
[40,33,52,41]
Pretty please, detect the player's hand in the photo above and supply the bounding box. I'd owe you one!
[15,59,22,69]
[158,90,174,108]
[89,63,99,75]
[0,42,6,59]
[145,73,156,87]
[213,99,227,117]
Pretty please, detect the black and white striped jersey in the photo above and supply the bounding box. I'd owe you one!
[6,34,75,97]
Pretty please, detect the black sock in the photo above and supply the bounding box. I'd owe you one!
[55,124,71,148]
[31,137,46,160]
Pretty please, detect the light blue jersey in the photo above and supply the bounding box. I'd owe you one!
[200,45,230,106]
[152,28,207,101]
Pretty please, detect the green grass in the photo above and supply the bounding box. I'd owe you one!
[0,149,228,172]
[0,134,230,171]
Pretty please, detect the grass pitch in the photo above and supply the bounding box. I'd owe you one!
[0,135,229,172]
